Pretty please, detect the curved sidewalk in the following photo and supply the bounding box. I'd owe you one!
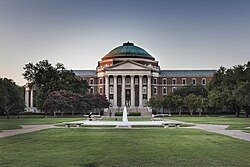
[185,124,250,142]
[0,124,57,138]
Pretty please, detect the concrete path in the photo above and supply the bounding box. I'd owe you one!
[0,122,250,142]
[184,123,250,142]
[0,124,58,138]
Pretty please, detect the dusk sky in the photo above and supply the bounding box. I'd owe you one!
[0,0,249,85]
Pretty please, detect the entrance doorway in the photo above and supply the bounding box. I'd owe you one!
[125,89,131,107]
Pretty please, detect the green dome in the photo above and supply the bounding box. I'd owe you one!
[102,42,154,60]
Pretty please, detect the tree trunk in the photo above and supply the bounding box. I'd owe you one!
[18,112,20,119]
[72,110,74,116]
[246,106,249,118]
[53,111,56,117]
[190,109,193,116]
[6,111,10,119]
[179,109,181,116]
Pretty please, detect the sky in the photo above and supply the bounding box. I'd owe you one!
[0,0,249,86]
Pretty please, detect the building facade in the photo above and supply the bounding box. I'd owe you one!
[25,42,215,113]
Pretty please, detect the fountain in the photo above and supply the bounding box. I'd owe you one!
[115,106,131,128]
[66,106,171,128]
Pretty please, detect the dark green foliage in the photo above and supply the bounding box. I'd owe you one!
[43,91,110,116]
[173,84,208,98]
[115,112,123,116]
[207,61,250,117]
[0,78,25,119]
[23,60,87,109]
[128,112,141,116]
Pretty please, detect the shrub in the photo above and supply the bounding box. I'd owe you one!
[115,112,123,116]
[128,112,141,116]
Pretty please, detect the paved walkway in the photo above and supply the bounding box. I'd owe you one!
[0,124,58,138]
[0,122,250,142]
[184,123,250,142]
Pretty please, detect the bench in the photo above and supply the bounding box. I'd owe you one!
[63,122,83,128]
[151,118,164,121]
[87,117,104,121]
[162,122,182,128]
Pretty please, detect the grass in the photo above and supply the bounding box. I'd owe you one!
[168,116,250,130]
[0,128,250,167]
[0,117,85,131]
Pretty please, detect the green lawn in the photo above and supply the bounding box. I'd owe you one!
[0,128,250,167]
[168,116,250,130]
[0,117,85,131]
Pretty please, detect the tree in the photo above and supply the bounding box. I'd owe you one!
[0,78,25,119]
[23,60,87,109]
[207,62,250,117]
[147,97,162,114]
[184,94,204,116]
[234,82,250,117]
[173,84,208,98]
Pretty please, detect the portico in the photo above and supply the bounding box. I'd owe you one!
[104,74,152,108]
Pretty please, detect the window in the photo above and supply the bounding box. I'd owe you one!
[202,78,206,85]
[135,78,139,85]
[99,78,102,84]
[110,78,114,85]
[154,78,157,84]
[192,78,196,85]
[182,78,186,85]
[154,87,157,94]
[90,79,94,85]
[143,77,147,84]
[99,87,102,94]
[163,87,167,95]
[118,78,122,85]
[163,78,167,85]
[125,78,130,84]
[172,78,176,85]
[109,86,113,94]
[172,87,177,93]
[90,87,94,94]
[143,86,147,94]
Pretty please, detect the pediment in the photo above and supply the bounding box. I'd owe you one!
[106,60,150,71]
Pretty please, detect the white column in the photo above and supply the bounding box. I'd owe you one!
[130,75,135,107]
[139,75,143,107]
[122,75,126,107]
[30,89,34,108]
[113,75,117,107]
[105,76,109,100]
[25,87,29,108]
[147,75,151,102]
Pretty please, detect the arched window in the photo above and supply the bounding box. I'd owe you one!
[172,78,177,85]
[202,78,206,85]
[154,78,157,84]
[192,78,196,85]
[90,78,94,85]
[162,87,167,95]
[154,87,157,94]
[182,78,186,85]
[163,78,167,85]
